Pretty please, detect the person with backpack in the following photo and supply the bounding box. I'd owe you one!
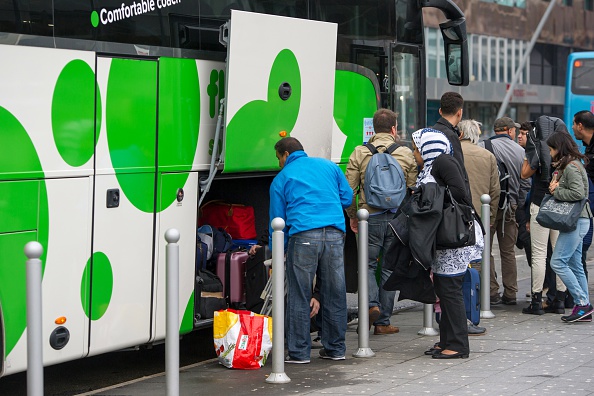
[520,118,567,315]
[479,117,531,306]
[345,108,417,335]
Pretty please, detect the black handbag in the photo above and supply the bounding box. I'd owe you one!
[535,194,587,232]
[436,187,476,250]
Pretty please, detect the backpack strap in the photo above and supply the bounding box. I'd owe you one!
[365,142,401,155]
[483,139,494,155]
[365,143,379,155]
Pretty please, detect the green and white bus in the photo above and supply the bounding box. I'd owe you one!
[0,0,468,376]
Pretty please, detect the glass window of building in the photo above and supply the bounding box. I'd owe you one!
[586,0,594,11]
[425,28,438,78]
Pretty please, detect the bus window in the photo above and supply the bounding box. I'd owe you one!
[0,0,53,36]
[392,45,421,143]
[571,59,594,95]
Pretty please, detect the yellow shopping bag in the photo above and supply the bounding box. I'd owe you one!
[213,309,273,369]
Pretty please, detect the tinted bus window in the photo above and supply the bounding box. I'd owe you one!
[571,59,594,95]
[0,0,53,36]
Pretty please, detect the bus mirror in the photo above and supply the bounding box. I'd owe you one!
[439,18,469,86]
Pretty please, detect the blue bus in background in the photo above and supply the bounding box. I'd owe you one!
[564,52,594,146]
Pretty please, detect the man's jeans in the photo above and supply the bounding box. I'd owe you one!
[550,218,590,306]
[368,212,396,326]
[286,227,347,360]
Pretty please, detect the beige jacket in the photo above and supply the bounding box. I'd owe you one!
[345,133,417,218]
[460,140,500,224]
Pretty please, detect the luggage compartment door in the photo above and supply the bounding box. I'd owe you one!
[89,56,157,355]
[223,10,338,172]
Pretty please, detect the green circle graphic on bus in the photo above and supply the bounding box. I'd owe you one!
[52,60,102,167]
[0,106,49,357]
[106,58,157,213]
[156,58,200,212]
[81,252,114,321]
[225,49,301,172]
[91,11,99,28]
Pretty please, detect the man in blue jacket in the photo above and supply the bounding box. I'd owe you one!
[269,137,352,364]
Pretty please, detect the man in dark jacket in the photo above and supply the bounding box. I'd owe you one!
[432,92,465,168]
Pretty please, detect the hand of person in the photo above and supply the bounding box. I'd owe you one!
[249,245,262,256]
[310,297,320,318]
[349,217,358,234]
[549,180,559,194]
[526,222,530,233]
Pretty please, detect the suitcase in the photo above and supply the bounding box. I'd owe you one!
[244,247,269,313]
[463,267,481,325]
[216,251,249,308]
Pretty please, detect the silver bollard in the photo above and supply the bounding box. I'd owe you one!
[480,194,495,319]
[266,218,290,384]
[25,241,44,396]
[417,303,439,336]
[165,229,180,396]
[353,209,375,358]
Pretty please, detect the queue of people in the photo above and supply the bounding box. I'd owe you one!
[263,99,593,366]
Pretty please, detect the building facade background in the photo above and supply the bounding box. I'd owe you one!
[423,0,594,133]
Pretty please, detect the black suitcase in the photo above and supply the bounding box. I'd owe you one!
[245,247,268,313]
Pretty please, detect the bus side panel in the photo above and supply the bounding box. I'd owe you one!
[0,45,95,374]
[0,45,96,179]
[193,60,226,172]
[1,178,91,375]
[153,172,199,339]
[224,10,337,172]
[332,70,380,168]
[88,57,156,355]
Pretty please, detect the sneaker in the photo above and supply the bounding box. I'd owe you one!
[562,304,594,323]
[577,314,593,322]
[501,295,517,305]
[285,355,310,364]
[490,294,502,305]
[561,305,579,321]
[311,336,323,349]
[319,348,345,361]
[467,322,486,336]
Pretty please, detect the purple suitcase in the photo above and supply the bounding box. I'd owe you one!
[216,251,248,307]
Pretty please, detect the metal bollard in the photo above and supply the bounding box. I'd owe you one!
[480,195,495,319]
[417,303,439,336]
[165,229,180,396]
[25,241,44,396]
[353,209,375,358]
[266,218,290,384]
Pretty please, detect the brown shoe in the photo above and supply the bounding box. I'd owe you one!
[373,324,399,335]
[368,306,380,329]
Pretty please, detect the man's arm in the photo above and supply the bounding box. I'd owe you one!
[521,158,536,179]
[268,180,287,247]
[345,151,361,219]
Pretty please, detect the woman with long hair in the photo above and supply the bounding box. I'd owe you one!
[412,128,483,359]
[546,132,593,322]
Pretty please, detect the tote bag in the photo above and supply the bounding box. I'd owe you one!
[536,194,586,232]
[436,188,476,250]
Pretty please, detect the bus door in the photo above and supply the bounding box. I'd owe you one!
[89,56,157,355]
[223,10,338,172]
[389,44,422,143]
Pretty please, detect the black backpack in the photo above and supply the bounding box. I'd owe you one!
[484,139,510,211]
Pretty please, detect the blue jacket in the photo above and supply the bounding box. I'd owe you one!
[269,150,352,247]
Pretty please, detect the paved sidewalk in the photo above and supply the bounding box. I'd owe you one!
[87,260,594,396]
